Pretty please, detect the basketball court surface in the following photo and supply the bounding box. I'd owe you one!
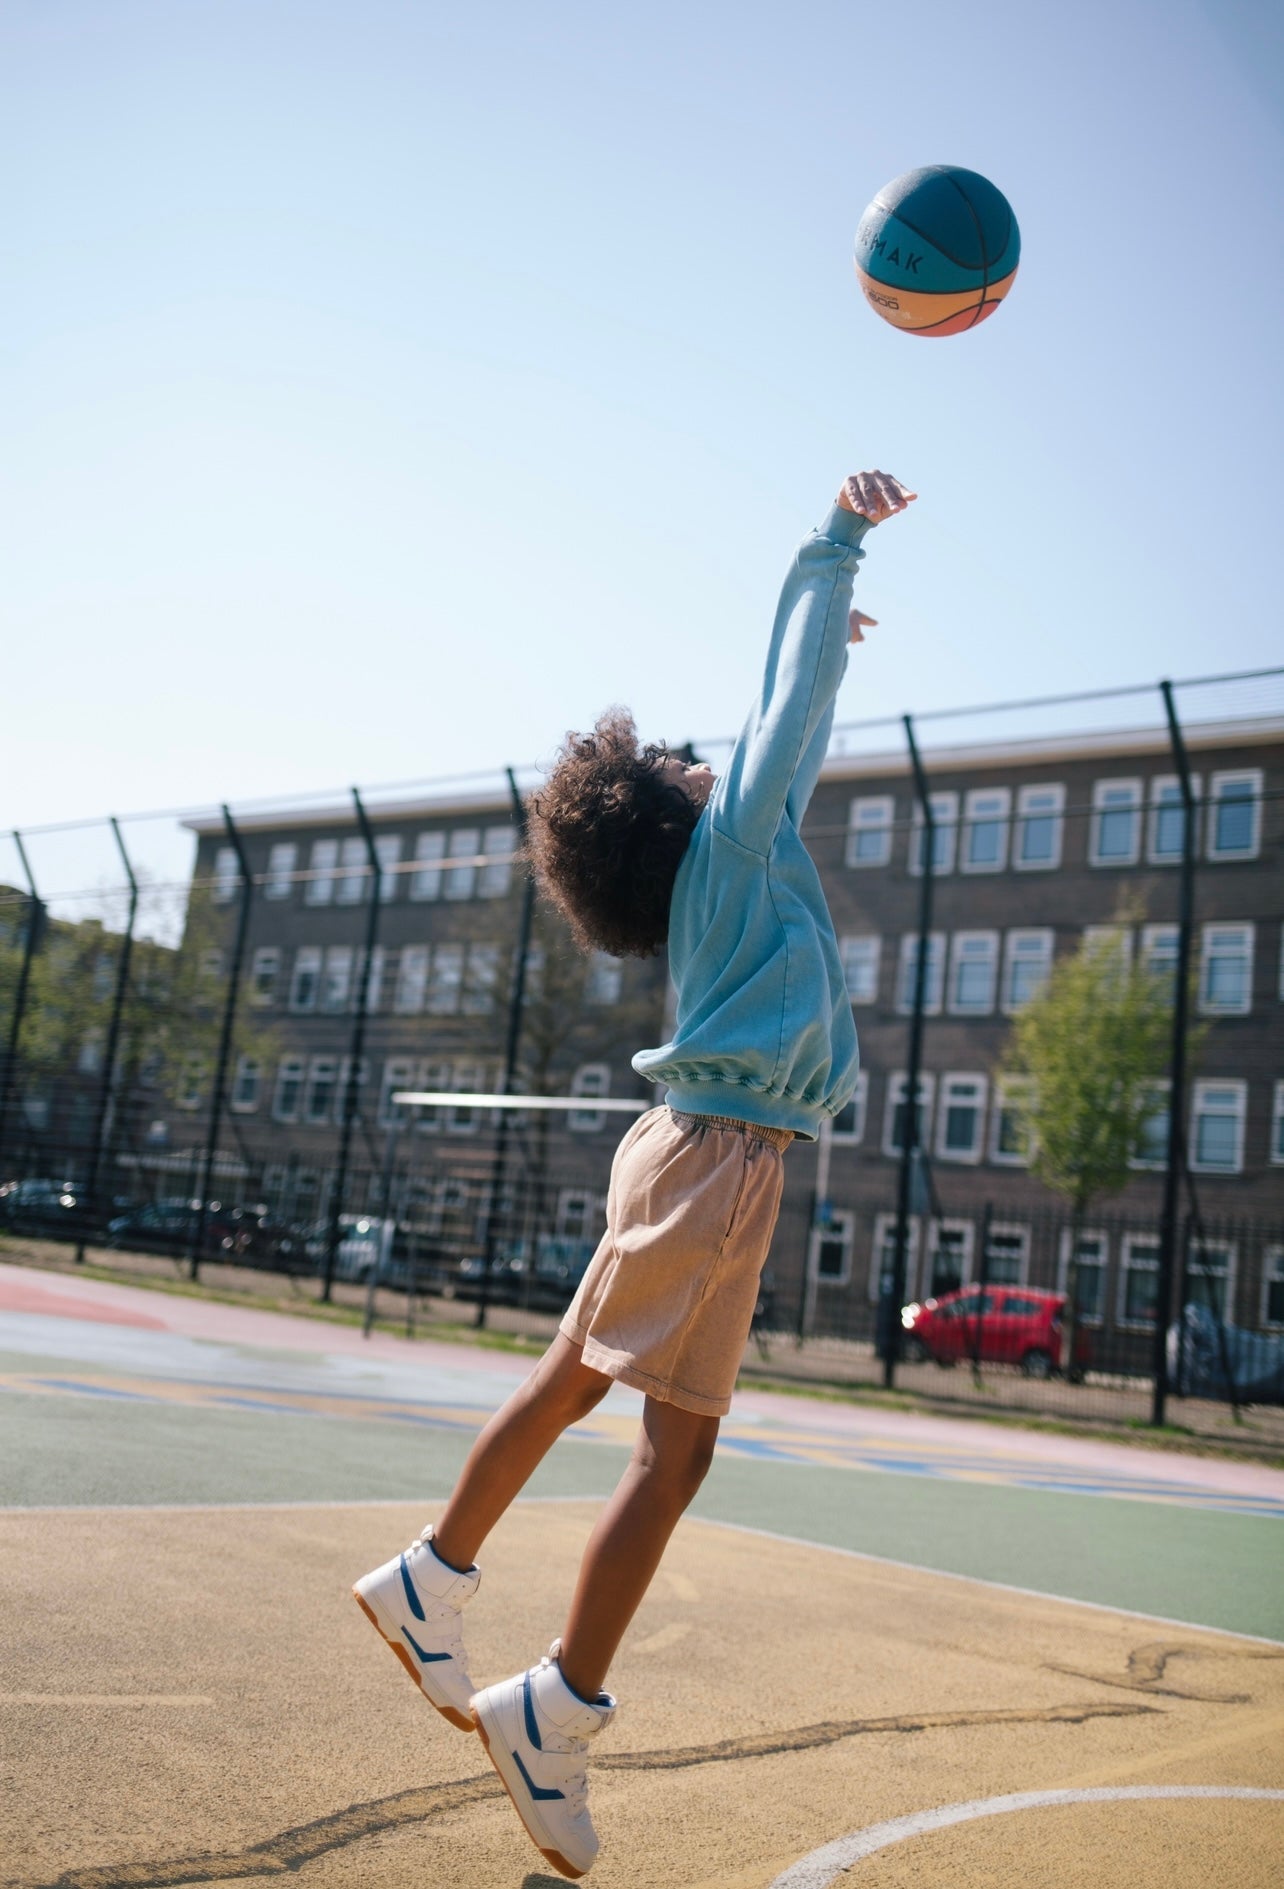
[2,1259,1282,1888]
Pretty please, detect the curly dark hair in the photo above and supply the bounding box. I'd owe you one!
[524,708,700,959]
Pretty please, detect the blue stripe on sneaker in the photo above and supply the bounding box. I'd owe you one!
[399,1553,426,1622]
[511,1746,565,1803]
[521,1671,543,1751]
[402,1628,451,1664]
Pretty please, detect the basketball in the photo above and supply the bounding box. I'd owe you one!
[854,165,1020,337]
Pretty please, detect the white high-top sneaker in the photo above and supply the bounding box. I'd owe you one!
[471,1641,616,1880]
[352,1525,480,1731]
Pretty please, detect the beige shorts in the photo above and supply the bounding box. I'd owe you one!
[559,1107,791,1418]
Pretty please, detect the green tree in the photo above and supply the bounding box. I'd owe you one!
[1002,924,1199,1371]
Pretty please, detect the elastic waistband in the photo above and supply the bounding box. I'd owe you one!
[666,1108,794,1151]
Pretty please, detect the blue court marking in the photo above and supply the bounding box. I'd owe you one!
[32,1378,151,1400]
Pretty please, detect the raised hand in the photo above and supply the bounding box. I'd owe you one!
[837,470,917,524]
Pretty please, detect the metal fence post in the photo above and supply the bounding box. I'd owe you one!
[0,834,44,1180]
[190,807,253,1281]
[475,768,534,1331]
[322,789,382,1303]
[1152,680,1196,1424]
[77,818,139,1260]
[884,714,934,1389]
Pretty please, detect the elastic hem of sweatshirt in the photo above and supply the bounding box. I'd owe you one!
[660,1082,837,1142]
[816,503,873,554]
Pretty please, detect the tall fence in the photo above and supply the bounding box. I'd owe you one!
[3,666,1283,1426]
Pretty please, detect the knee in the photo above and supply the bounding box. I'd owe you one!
[644,1423,718,1504]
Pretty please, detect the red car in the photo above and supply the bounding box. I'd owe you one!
[900,1284,1091,1379]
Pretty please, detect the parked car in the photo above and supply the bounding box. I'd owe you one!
[105,1197,240,1255]
[1168,1302,1284,1405]
[900,1284,1091,1378]
[0,1177,85,1237]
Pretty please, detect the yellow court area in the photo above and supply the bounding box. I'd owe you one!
[2,1500,1281,1889]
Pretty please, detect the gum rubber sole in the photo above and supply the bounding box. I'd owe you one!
[351,1586,474,1733]
[472,1705,585,1881]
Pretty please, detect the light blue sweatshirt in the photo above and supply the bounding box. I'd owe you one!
[632,503,872,1140]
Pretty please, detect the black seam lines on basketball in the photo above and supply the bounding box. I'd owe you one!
[867,170,1006,277]
[941,169,991,327]
[25,1701,1157,1889]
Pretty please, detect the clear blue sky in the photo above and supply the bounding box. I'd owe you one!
[4,0,1282,840]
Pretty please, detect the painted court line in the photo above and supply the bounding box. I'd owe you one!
[767,1787,1284,1888]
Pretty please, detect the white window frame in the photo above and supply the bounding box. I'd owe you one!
[320,945,354,1013]
[378,1057,416,1129]
[413,1058,453,1134]
[1147,774,1200,866]
[409,831,446,901]
[896,932,945,1015]
[555,1188,605,1242]
[1183,1237,1237,1323]
[1271,1081,1284,1167]
[304,1057,339,1126]
[394,944,430,1014]
[960,786,1011,874]
[478,825,515,899]
[1130,1079,1171,1170]
[979,1222,1029,1288]
[1090,778,1143,867]
[883,1071,936,1159]
[335,836,366,906]
[809,1209,855,1289]
[1001,928,1054,1015]
[250,946,281,1006]
[839,934,881,1005]
[1083,925,1134,982]
[569,1063,610,1133]
[935,1073,988,1165]
[845,795,894,869]
[1198,922,1254,1017]
[830,1071,868,1144]
[909,791,959,877]
[230,1054,261,1114]
[272,1056,305,1123]
[923,1219,975,1298]
[463,942,501,1015]
[304,838,338,906]
[444,828,479,901]
[869,1212,920,1303]
[212,845,239,905]
[1261,1246,1284,1330]
[1013,783,1065,872]
[426,942,465,1015]
[264,842,297,900]
[289,945,322,1013]
[989,1077,1034,1167]
[947,931,999,1016]
[375,834,402,903]
[1206,769,1262,862]
[1140,924,1178,990]
[1058,1228,1108,1325]
[1189,1079,1248,1175]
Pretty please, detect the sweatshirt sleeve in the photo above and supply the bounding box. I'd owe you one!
[710,505,872,856]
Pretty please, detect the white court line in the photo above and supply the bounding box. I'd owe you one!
[767,1787,1284,1888]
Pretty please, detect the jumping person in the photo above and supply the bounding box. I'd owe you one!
[353,468,917,1879]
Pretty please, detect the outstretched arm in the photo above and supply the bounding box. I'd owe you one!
[714,471,915,854]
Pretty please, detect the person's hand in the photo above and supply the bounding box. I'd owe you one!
[837,470,916,524]
[849,608,878,644]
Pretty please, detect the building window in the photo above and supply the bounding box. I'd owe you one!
[840,934,881,1005]
[896,932,945,1014]
[1083,925,1133,984]
[289,946,322,1012]
[979,1224,1028,1287]
[883,1072,935,1157]
[305,1058,338,1125]
[924,1220,973,1298]
[1140,924,1178,998]
[375,835,402,903]
[1272,1082,1284,1166]
[319,946,353,1013]
[948,932,999,1015]
[354,945,385,1013]
[1262,1248,1284,1328]
[212,846,239,904]
[989,1079,1033,1166]
[960,787,1011,873]
[1001,929,1054,1013]
[1148,775,1199,865]
[810,1210,855,1288]
[331,1057,369,1126]
[556,1189,604,1242]
[1131,1082,1171,1169]
[1183,1239,1235,1321]
[1059,1229,1107,1323]
[273,1057,305,1122]
[230,1056,261,1113]
[394,944,430,1014]
[569,1064,610,1133]
[377,1058,416,1129]
[909,791,959,877]
[479,826,515,899]
[586,951,624,1005]
[77,1028,104,1076]
[1090,779,1142,866]
[335,837,366,905]
[409,831,446,901]
[869,1212,920,1303]
[177,1055,205,1110]
[1190,1080,1247,1174]
[411,1058,453,1133]
[1121,1236,1160,1326]
[305,839,338,905]
[830,1072,868,1144]
[264,842,297,900]
[1198,923,1254,1016]
[250,947,281,1005]
[1014,783,1064,871]
[1206,770,1262,861]
[444,828,479,900]
[936,1074,987,1163]
[845,795,894,868]
[463,942,501,1014]
[427,942,465,1014]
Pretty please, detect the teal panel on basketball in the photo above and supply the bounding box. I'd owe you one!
[854,165,1021,301]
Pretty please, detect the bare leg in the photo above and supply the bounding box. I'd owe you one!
[430,1333,611,1572]
[557,1395,719,1703]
